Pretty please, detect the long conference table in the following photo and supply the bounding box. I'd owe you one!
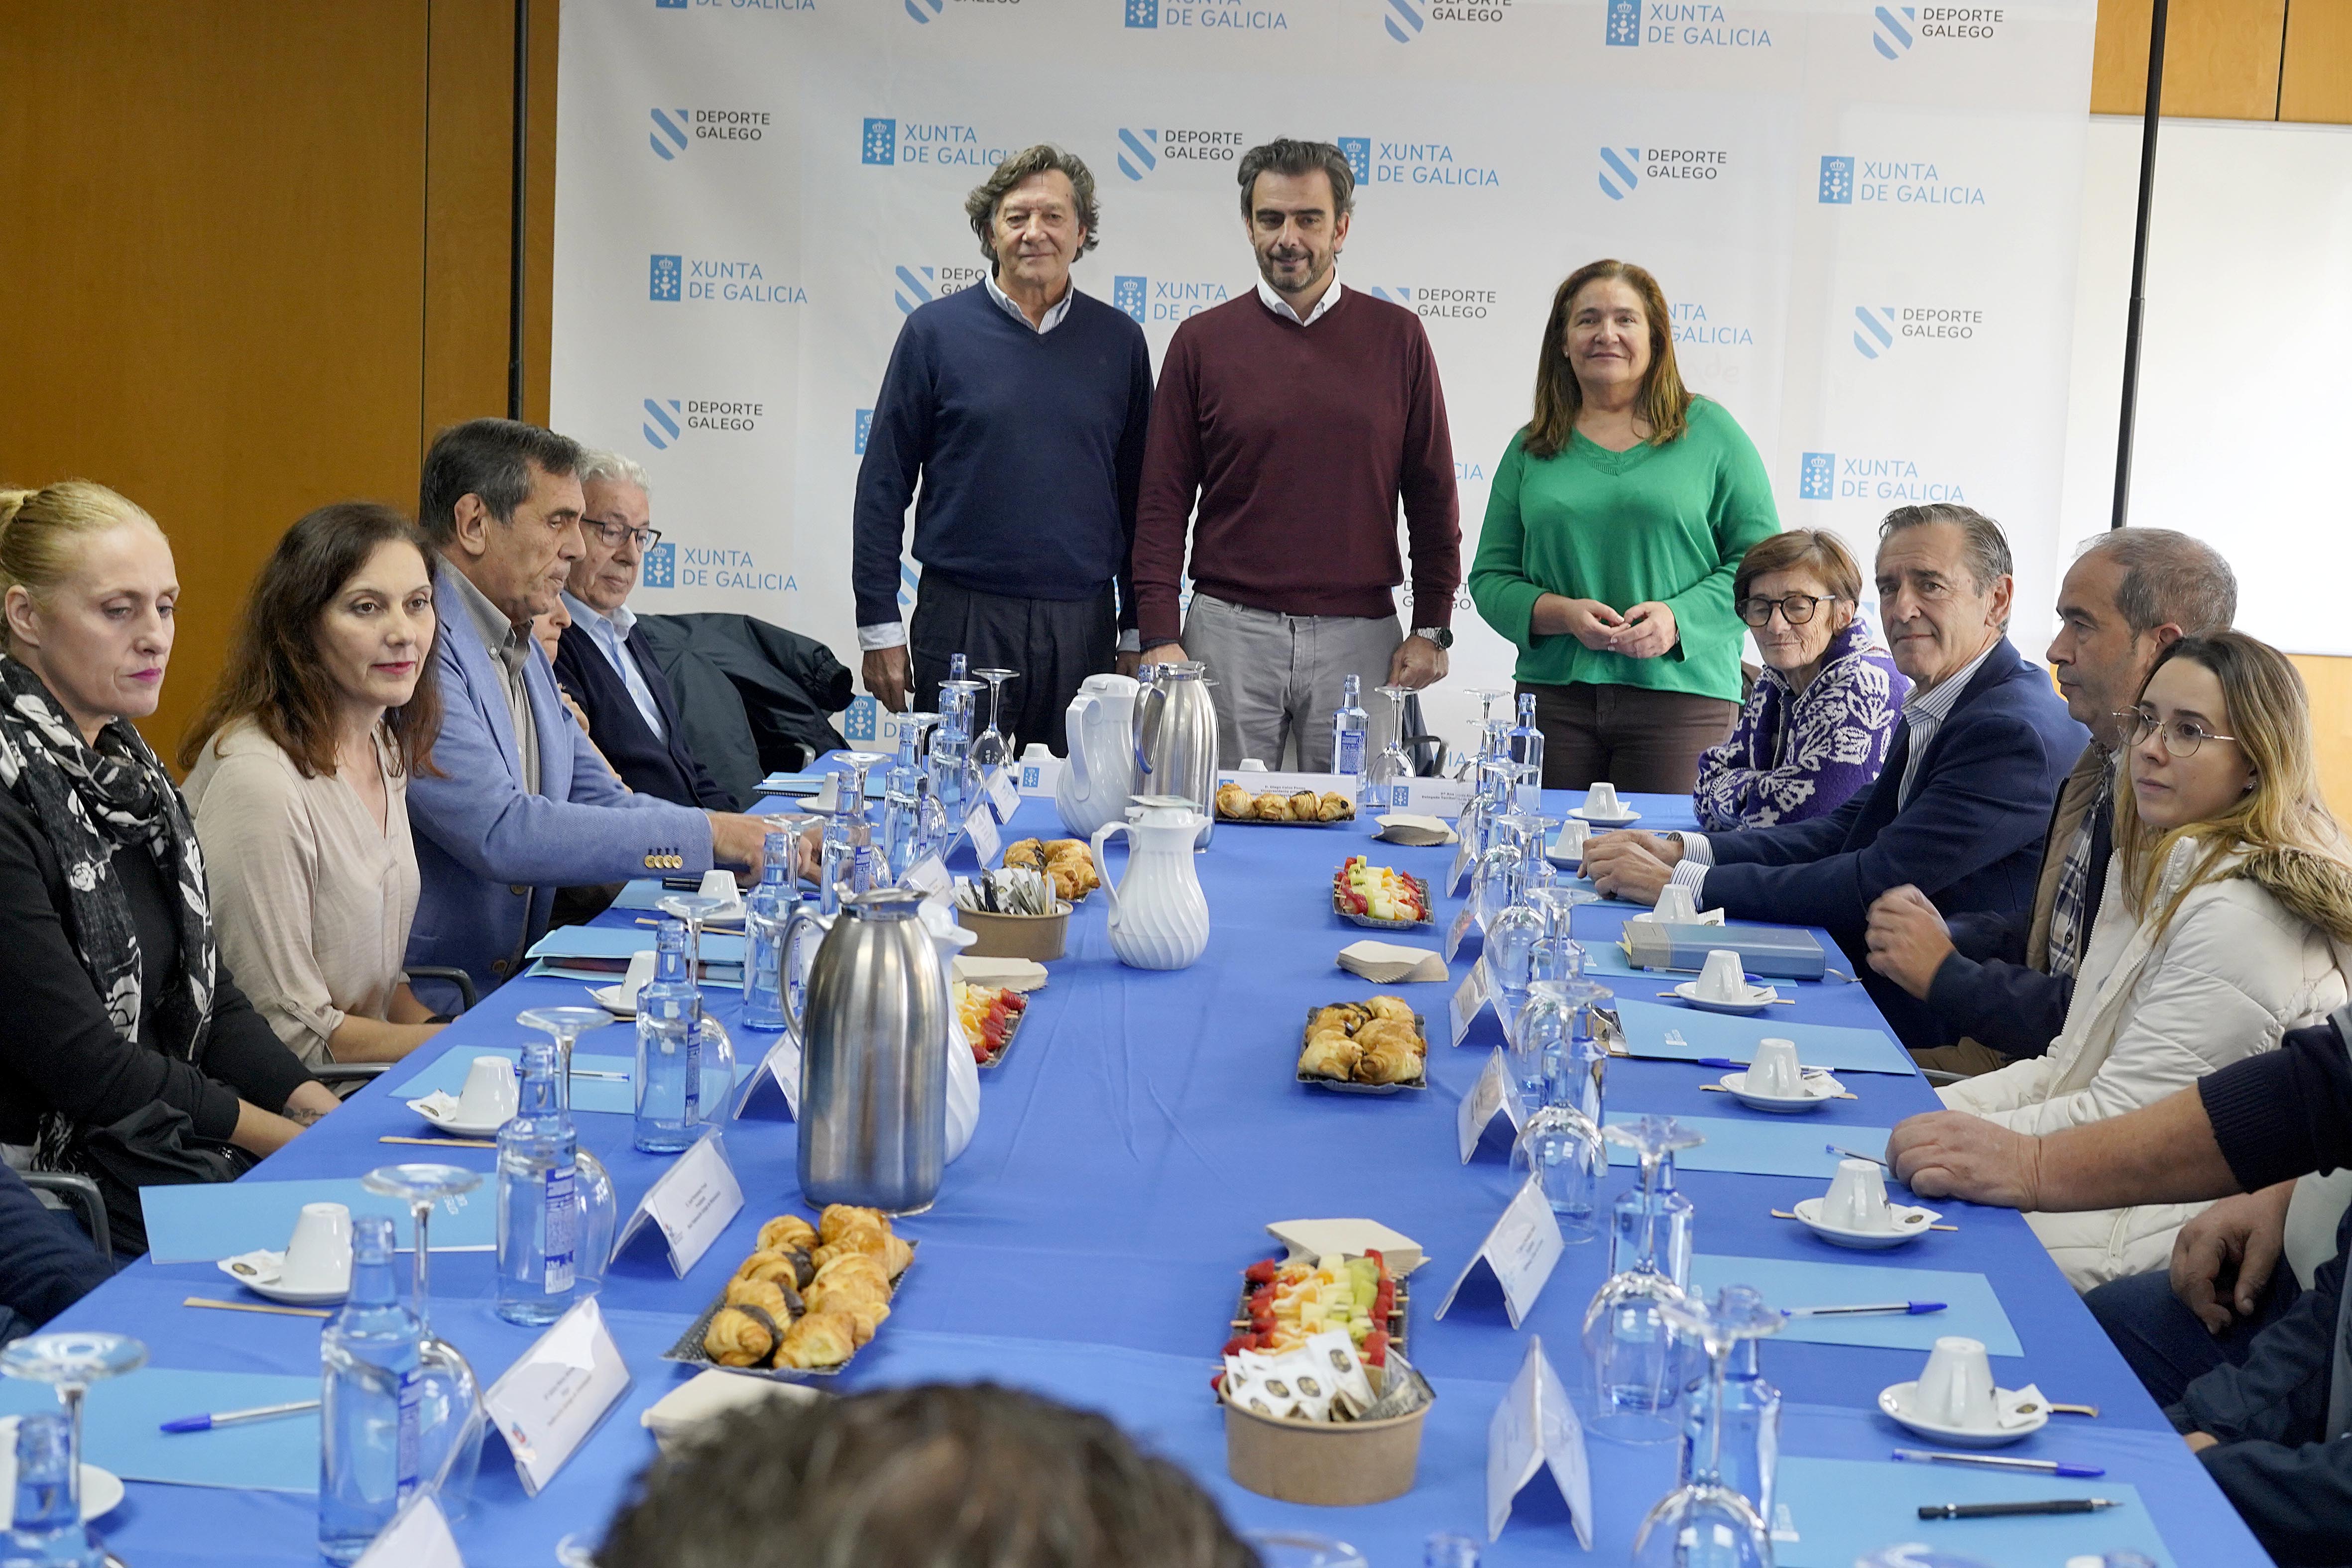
[29,779,2273,1566]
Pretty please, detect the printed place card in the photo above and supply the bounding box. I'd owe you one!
[733,1032,800,1120]
[1487,1335,1592,1548]
[1449,960,1493,1046]
[1444,900,1479,963]
[1457,1047,1529,1163]
[609,1129,744,1276]
[353,1496,463,1568]
[1435,1176,1565,1330]
[1447,836,1476,897]
[965,803,1002,867]
[903,855,950,898]
[986,767,1020,821]
[483,1296,632,1497]
[1389,776,1478,820]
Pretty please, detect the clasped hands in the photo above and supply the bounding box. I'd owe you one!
[1542,596,1678,660]
[1581,829,1681,905]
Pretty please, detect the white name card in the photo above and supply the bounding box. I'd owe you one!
[483,1296,633,1497]
[986,767,1020,821]
[353,1496,463,1568]
[1448,961,1493,1047]
[965,803,1002,868]
[904,855,950,898]
[1392,777,1479,821]
[1457,1048,1528,1164]
[1444,900,1478,964]
[1447,836,1476,897]
[1434,1175,1565,1330]
[1213,768,1352,797]
[732,1031,801,1120]
[609,1129,744,1277]
[1486,1335,1593,1548]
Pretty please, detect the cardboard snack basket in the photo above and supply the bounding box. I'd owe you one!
[1221,1393,1432,1506]
[954,901,1070,961]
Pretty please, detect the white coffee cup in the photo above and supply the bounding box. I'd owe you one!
[1238,759,1269,772]
[1913,1336,1999,1430]
[1584,782,1621,818]
[1748,1036,1803,1096]
[279,1202,353,1294]
[1823,1157,1894,1232]
[1552,819,1589,860]
[1696,948,1748,1003]
[1654,883,1699,924]
[457,1055,520,1126]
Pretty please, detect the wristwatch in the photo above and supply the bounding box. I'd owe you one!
[1411,626,1454,649]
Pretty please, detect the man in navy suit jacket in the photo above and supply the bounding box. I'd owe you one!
[553,451,737,811]
[1587,506,2089,1050]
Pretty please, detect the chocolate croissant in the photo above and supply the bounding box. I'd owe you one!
[1356,1043,1421,1085]
[1298,1032,1363,1081]
[1316,792,1353,822]
[723,1275,803,1324]
[1353,1018,1423,1059]
[819,1204,889,1246]
[757,1215,818,1254]
[734,1250,804,1289]
[775,1310,857,1369]
[1309,1004,1367,1037]
[1288,790,1321,821]
[1365,996,1415,1024]
[704,1304,781,1368]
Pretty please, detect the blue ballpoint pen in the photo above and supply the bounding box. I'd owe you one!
[1784,1300,1946,1317]
[159,1398,320,1434]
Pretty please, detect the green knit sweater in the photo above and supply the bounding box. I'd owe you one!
[1469,397,1779,703]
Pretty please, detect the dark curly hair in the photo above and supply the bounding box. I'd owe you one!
[965,146,1102,264]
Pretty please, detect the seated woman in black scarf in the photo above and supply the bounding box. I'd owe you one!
[0,481,334,1252]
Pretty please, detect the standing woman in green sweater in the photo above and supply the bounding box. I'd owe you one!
[1470,259,1780,792]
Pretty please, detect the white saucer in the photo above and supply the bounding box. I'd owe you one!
[407,1093,509,1138]
[1543,842,1584,870]
[1570,806,1641,826]
[588,982,637,1018]
[1792,1196,1942,1249]
[1674,980,1779,1015]
[1876,1381,2050,1447]
[0,1418,122,1519]
[1720,1069,1842,1112]
[217,1248,350,1307]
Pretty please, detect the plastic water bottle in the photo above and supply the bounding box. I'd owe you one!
[633,919,703,1153]
[0,1414,99,1568]
[1332,673,1368,789]
[741,822,799,1032]
[1510,692,1544,809]
[318,1215,423,1564]
[496,1040,579,1326]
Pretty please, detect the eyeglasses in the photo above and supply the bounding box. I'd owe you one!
[1736,594,1840,628]
[2115,708,2240,758]
[586,519,662,551]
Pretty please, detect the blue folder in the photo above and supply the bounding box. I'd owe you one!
[0,1368,321,1494]
[1689,1254,2022,1355]
[1603,1112,1896,1180]
[1775,1458,2171,1567]
[1611,997,1914,1075]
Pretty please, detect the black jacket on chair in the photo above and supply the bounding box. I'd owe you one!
[554,620,737,811]
[632,613,853,804]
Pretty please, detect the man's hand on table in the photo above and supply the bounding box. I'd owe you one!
[1583,829,1680,905]
[1886,1110,2044,1209]
[2172,1182,2295,1335]
[1866,885,1957,1001]
[707,812,773,888]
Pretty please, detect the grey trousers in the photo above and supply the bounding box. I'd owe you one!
[1181,593,1401,771]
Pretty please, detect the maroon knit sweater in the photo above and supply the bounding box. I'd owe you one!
[1130,287,1461,648]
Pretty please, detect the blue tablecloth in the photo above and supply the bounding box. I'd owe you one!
[45,788,2270,1565]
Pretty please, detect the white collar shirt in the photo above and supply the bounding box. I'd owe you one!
[562,590,665,741]
[983,271,1074,335]
[1256,276,1344,326]
[1894,639,2001,806]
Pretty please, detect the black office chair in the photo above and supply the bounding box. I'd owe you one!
[310,965,480,1095]
[21,1171,110,1267]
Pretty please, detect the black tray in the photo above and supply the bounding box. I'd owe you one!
[1296,1006,1430,1095]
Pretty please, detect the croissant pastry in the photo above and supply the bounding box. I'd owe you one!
[723,1276,802,1323]
[1356,1043,1421,1085]
[1316,792,1353,822]
[734,1250,805,1289]
[1365,996,1415,1024]
[756,1215,818,1254]
[1309,1004,1367,1037]
[833,1299,890,1347]
[819,1204,890,1245]
[1215,782,1253,819]
[1287,790,1321,822]
[1298,1032,1363,1081]
[811,1251,892,1294]
[1252,791,1290,820]
[775,1310,857,1369]
[1003,838,1049,872]
[1353,1018,1422,1058]
[704,1305,781,1368]
[1043,839,1088,858]
[806,1274,891,1321]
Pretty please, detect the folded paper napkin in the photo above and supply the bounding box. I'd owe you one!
[1337,940,1449,985]
[642,1369,823,1452]
[1375,813,1455,847]
[952,955,1048,993]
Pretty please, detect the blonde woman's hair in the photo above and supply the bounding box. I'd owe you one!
[2113,631,2352,946]
[0,481,163,655]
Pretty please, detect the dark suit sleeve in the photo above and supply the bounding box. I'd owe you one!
[2169,1238,2352,1565]
[2201,1018,2352,1191]
[1112,323,1153,637]
[851,315,936,629]
[1924,951,2071,1058]
[0,1164,111,1326]
[1702,708,2060,932]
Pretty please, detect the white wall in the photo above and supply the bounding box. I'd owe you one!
[2061,116,2352,655]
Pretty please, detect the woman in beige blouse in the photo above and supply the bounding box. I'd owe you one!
[180,502,448,1066]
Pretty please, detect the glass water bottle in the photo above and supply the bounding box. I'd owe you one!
[633,919,703,1153]
[1332,673,1368,793]
[741,821,800,1032]
[319,1216,425,1564]
[1,1414,99,1568]
[495,1041,579,1327]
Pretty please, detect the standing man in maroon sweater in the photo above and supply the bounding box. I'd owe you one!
[1131,139,1461,770]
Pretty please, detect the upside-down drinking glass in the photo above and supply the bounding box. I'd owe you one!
[0,1332,145,1526]
[356,1165,487,1517]
[1582,1116,1706,1444]
[969,669,1018,773]
[1631,1286,1784,1568]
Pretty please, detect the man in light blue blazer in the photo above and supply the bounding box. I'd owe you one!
[404,419,775,1002]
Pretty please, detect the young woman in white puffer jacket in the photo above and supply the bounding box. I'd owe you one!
[1937,632,2352,1291]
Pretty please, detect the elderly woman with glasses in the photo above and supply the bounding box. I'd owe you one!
[1691,529,1908,830]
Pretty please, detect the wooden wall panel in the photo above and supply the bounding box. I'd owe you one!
[2092,0,2288,119]
[2281,0,2352,123]
[0,4,431,757]
[423,0,518,452]
[2290,656,2352,822]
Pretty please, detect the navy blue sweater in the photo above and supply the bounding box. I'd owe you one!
[852,281,1154,629]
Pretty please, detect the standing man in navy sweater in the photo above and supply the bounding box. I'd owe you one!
[1132,138,1461,770]
[852,145,1154,754]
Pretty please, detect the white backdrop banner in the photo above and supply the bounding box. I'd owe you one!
[553,0,2095,753]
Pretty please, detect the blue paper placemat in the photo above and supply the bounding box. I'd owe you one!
[756,771,886,797]
[1603,1112,1894,1180]
[139,1177,495,1263]
[390,1045,638,1116]
[527,926,744,964]
[1613,997,1914,1075]
[1689,1254,2022,1356]
[1550,875,1647,912]
[1774,1457,2172,1568]
[0,1368,321,1494]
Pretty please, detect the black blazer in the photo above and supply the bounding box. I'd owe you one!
[554,618,737,811]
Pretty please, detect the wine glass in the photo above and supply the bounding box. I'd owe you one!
[1582,1116,1706,1444]
[1369,684,1415,804]
[357,1165,487,1515]
[654,894,741,1129]
[1631,1287,1784,1568]
[969,668,1018,772]
[516,1007,623,1294]
[0,1331,145,1520]
[1241,1533,1370,1568]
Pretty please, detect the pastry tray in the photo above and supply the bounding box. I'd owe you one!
[1216,809,1351,827]
[662,1238,916,1383]
[1296,1006,1430,1095]
[1227,1263,1411,1367]
[1331,869,1432,930]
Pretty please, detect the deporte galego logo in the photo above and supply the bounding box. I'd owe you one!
[643,397,765,451]
[1116,127,1243,181]
[1381,0,1512,44]
[1366,284,1497,321]
[1854,303,1985,357]
[650,107,772,160]
[893,263,988,314]
[1599,147,1639,200]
